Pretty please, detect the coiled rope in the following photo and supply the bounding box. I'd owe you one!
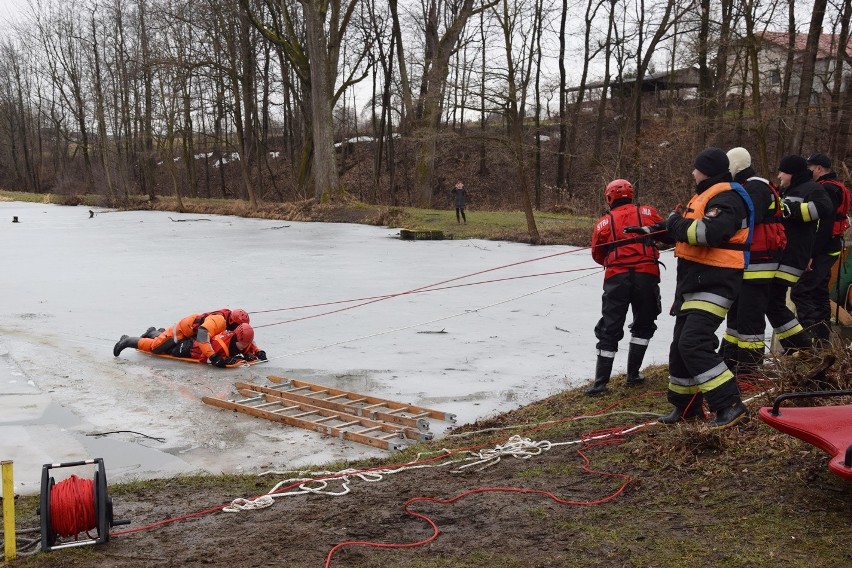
[49,475,97,539]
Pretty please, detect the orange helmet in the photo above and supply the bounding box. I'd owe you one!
[604,179,634,206]
[233,323,254,346]
[228,308,250,327]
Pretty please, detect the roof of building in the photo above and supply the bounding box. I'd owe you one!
[759,31,852,59]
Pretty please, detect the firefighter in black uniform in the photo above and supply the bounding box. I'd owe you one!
[719,147,786,378]
[627,147,753,428]
[791,153,851,344]
[586,179,664,396]
[766,155,834,351]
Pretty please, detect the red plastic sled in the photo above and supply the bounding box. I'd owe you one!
[135,350,263,368]
[758,391,852,480]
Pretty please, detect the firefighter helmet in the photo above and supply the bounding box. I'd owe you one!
[228,308,250,327]
[604,179,634,206]
[233,323,254,346]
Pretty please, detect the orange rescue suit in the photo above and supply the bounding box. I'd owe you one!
[136,312,228,360]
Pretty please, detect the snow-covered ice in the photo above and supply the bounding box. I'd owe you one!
[0,201,677,494]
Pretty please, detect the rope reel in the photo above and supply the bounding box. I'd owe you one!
[37,458,130,552]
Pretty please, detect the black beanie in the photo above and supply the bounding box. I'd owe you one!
[778,154,808,175]
[694,147,729,177]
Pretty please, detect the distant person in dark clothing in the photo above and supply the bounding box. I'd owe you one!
[452,180,467,224]
[791,153,851,344]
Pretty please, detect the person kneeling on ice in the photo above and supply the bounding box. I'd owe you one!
[113,308,250,368]
[167,323,266,365]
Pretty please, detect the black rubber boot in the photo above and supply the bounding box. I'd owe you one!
[142,326,159,339]
[625,341,648,386]
[658,403,706,424]
[586,353,615,396]
[707,400,748,429]
[113,335,140,357]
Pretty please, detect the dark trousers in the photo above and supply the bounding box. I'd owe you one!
[721,279,772,374]
[456,207,466,223]
[766,279,812,350]
[668,309,740,412]
[791,253,838,342]
[594,271,661,352]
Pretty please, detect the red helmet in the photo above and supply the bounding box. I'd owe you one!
[228,308,250,327]
[604,179,634,206]
[233,323,254,346]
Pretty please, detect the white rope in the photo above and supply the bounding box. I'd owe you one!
[222,425,655,513]
[222,451,464,512]
[444,411,661,438]
[451,435,552,473]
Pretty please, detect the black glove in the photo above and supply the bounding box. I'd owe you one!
[623,225,654,235]
[623,221,666,235]
[225,356,241,366]
[242,353,258,362]
[210,353,228,368]
[256,350,267,361]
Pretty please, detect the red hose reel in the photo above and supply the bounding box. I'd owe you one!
[37,458,130,552]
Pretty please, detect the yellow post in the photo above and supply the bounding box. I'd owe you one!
[1,460,15,561]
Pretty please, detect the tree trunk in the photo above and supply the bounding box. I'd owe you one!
[300,0,341,199]
[790,0,827,153]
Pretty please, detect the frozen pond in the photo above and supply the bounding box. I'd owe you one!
[0,201,676,494]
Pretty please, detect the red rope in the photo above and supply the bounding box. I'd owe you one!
[251,244,598,328]
[251,267,599,323]
[323,436,636,567]
[50,475,97,539]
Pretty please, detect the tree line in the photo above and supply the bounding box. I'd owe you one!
[0,0,848,241]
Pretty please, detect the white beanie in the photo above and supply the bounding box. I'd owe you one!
[727,147,751,178]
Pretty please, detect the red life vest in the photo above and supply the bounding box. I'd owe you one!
[817,178,851,237]
[750,178,786,260]
[591,203,662,280]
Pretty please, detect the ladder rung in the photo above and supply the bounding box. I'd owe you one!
[254,401,281,409]
[313,415,339,424]
[269,405,300,414]
[235,396,263,404]
[292,411,318,418]
[358,425,384,434]
[304,390,328,397]
[325,394,349,402]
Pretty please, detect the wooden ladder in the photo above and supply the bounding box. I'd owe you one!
[266,376,457,428]
[203,387,435,451]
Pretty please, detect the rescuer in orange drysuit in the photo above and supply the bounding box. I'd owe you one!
[112,308,251,368]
